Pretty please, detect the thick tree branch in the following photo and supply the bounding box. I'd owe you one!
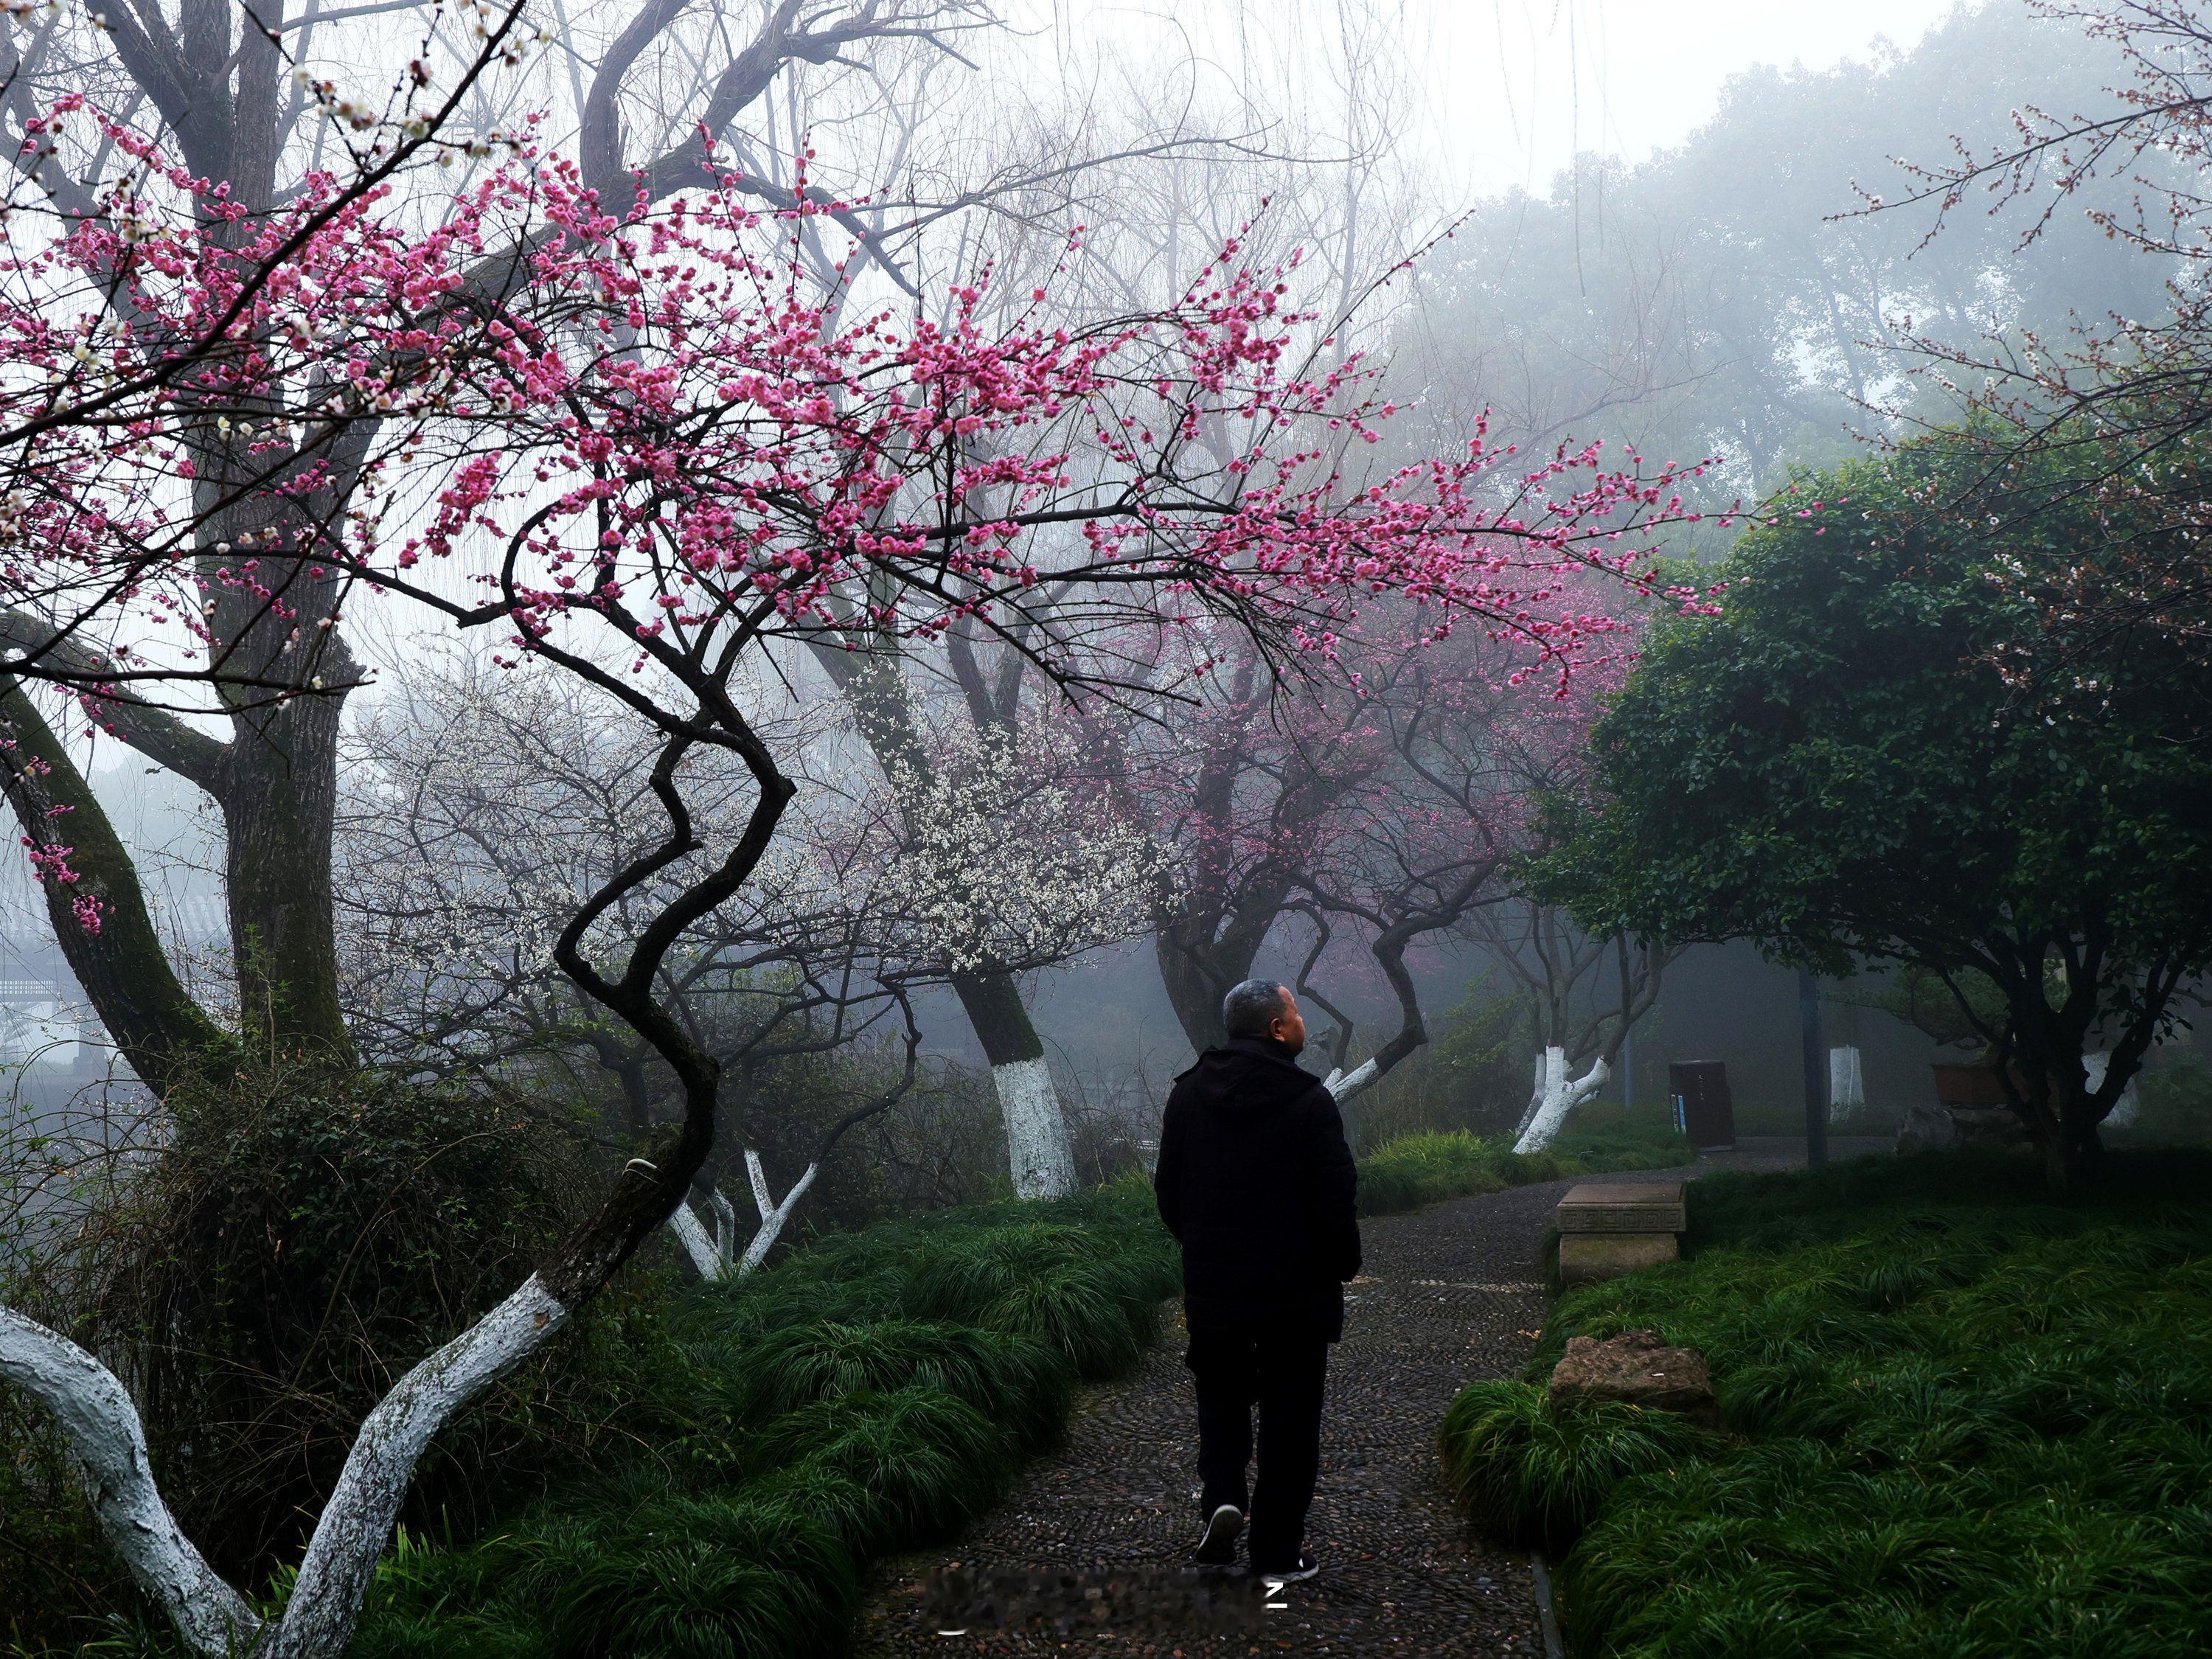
[0,1310,260,1658]
[0,612,232,787]
[0,678,229,1093]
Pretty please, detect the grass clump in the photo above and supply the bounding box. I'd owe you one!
[1550,1103,1694,1171]
[1357,1113,1690,1219]
[1439,1382,1722,1553]
[1437,1148,2212,1659]
[346,1177,1177,1658]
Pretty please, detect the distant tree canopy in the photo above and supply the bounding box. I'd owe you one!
[1391,3,2172,513]
[1537,428,2212,1192]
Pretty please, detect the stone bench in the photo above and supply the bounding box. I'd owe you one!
[1555,1180,1685,1285]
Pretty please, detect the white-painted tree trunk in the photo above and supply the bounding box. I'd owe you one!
[664,1150,821,1281]
[2083,1049,2143,1129]
[1321,1060,1378,1152]
[264,1274,570,1658]
[995,1057,1076,1200]
[665,1194,728,1279]
[1324,1057,1379,1104]
[1828,1046,1865,1120]
[1514,1046,1612,1155]
[1520,1050,1548,1135]
[0,1309,260,1657]
[738,1149,818,1273]
[1,1270,577,1659]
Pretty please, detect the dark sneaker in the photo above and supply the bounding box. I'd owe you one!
[1193,1503,1244,1566]
[1256,1551,1319,1586]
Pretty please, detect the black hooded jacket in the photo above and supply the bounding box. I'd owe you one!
[1152,1036,1363,1340]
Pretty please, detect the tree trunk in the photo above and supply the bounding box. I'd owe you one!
[1828,1046,1865,1119]
[1324,1058,1379,1150]
[1153,921,1258,1054]
[815,642,1078,1199]
[664,1151,823,1279]
[0,1310,259,1655]
[1514,1046,1611,1155]
[221,700,355,1063]
[0,681,232,1093]
[2041,1125,2076,1194]
[951,970,1076,1198]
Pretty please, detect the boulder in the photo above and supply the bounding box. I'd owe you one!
[1548,1328,1722,1430]
[1896,1101,2031,1155]
[1895,1099,1955,1152]
[1950,1105,2032,1150]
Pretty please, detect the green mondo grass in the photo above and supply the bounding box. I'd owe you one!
[342,1180,1180,1658]
[1436,1150,2212,1659]
[1354,1115,1692,1220]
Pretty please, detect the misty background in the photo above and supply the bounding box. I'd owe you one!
[0,0,2179,1161]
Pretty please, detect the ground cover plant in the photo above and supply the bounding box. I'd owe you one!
[333,1180,1178,1659]
[1354,1110,1690,1219]
[1,1180,1173,1658]
[1438,1150,2212,1658]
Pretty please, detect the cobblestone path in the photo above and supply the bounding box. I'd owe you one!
[856,1140,1874,1657]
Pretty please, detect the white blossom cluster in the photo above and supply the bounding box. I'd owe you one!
[866,712,1170,975]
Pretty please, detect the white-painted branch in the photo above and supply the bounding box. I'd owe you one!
[708,1187,737,1270]
[2084,1049,2143,1128]
[1325,1057,1379,1105]
[262,1274,571,1659]
[0,1308,259,1658]
[664,1158,821,1281]
[995,1057,1076,1200]
[1829,1046,1865,1118]
[664,1197,724,1280]
[1514,1046,1611,1155]
[737,1161,818,1273]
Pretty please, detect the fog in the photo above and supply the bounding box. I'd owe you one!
[0,0,2194,1215]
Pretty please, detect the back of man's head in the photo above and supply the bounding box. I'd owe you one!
[1222,978,1290,1040]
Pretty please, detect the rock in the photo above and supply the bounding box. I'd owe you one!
[1896,1101,2030,1155]
[1548,1328,1722,1430]
[1950,1105,2032,1150]
[1895,1099,1955,1152]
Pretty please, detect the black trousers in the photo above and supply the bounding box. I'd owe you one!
[1186,1318,1331,1568]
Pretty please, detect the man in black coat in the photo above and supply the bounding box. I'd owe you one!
[1152,978,1360,1585]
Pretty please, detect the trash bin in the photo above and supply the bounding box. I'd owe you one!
[1669,1060,1735,1150]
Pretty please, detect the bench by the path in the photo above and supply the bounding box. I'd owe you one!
[855,1137,1884,1656]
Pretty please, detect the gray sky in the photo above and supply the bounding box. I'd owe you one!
[1429,0,1974,192]
[1051,0,1978,204]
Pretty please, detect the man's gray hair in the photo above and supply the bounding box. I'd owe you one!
[1222,978,1290,1039]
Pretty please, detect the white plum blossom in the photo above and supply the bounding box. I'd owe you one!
[870,721,1170,976]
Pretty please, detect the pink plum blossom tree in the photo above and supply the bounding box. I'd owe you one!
[0,69,1707,1655]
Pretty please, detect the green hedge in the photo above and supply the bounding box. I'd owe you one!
[345,1178,1178,1659]
[1438,1150,2212,1658]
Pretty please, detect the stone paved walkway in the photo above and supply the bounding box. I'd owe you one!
[855,1138,1885,1658]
